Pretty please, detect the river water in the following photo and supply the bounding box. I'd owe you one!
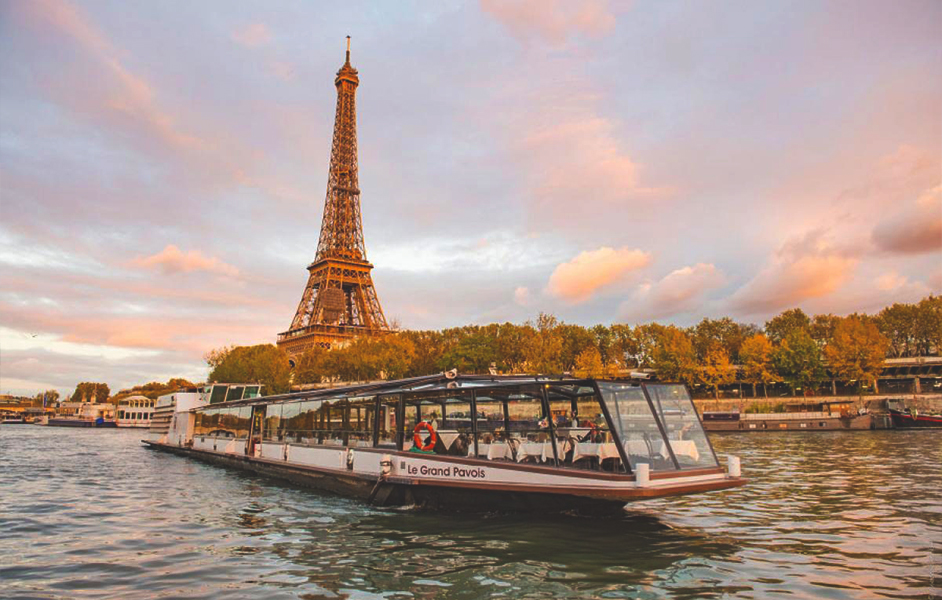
[1,427,939,600]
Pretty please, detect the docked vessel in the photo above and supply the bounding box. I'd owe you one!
[48,401,117,427]
[116,395,157,428]
[886,400,942,428]
[702,399,872,432]
[144,375,745,512]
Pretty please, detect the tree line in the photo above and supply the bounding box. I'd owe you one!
[206,295,942,397]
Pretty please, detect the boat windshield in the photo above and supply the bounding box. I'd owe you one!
[643,384,718,469]
[596,382,718,471]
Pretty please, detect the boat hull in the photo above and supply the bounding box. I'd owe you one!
[143,440,744,513]
[888,409,942,428]
[47,418,118,428]
[703,414,872,432]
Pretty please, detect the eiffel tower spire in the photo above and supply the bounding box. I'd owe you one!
[278,38,390,358]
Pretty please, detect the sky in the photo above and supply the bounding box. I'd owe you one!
[1,0,940,396]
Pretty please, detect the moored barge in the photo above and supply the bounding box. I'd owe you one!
[144,375,745,512]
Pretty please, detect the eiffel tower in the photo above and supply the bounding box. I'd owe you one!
[278,37,390,359]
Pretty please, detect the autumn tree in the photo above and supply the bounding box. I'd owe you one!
[772,330,825,397]
[651,326,697,384]
[698,343,736,399]
[740,334,775,397]
[525,313,564,374]
[824,316,890,393]
[765,308,812,345]
[573,347,606,378]
[207,344,291,394]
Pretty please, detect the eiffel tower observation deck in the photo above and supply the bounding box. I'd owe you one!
[278,37,390,359]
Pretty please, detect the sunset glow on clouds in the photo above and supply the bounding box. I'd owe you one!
[1,0,940,395]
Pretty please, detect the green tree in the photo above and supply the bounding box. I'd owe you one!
[628,323,666,369]
[914,295,942,356]
[651,326,697,384]
[824,316,890,392]
[765,308,812,345]
[206,344,291,394]
[740,334,775,397]
[690,317,758,363]
[70,382,110,403]
[294,345,329,384]
[772,330,825,397]
[557,324,595,372]
[877,302,918,358]
[810,314,842,349]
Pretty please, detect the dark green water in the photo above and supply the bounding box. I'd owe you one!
[1,427,939,599]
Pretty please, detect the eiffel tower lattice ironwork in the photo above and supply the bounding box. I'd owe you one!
[277,37,390,359]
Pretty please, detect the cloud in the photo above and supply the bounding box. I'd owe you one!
[522,116,665,212]
[131,245,239,277]
[513,286,530,306]
[481,0,617,46]
[872,185,942,254]
[620,263,724,322]
[546,246,651,304]
[232,23,272,48]
[729,231,857,315]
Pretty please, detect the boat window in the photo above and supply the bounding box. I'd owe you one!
[209,385,228,405]
[473,396,509,460]
[244,386,261,399]
[281,401,309,443]
[596,382,676,472]
[546,386,625,473]
[226,386,245,402]
[401,395,445,453]
[438,392,473,457]
[263,403,282,441]
[347,396,376,447]
[505,387,553,465]
[644,384,718,469]
[376,396,400,449]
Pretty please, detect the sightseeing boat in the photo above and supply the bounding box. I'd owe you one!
[144,374,744,512]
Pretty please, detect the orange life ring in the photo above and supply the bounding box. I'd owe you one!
[413,421,437,451]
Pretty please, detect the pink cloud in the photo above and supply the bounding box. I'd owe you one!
[513,286,531,306]
[620,263,724,322]
[232,23,272,48]
[729,231,857,315]
[547,246,651,303]
[132,245,239,277]
[872,185,942,254]
[481,0,617,46]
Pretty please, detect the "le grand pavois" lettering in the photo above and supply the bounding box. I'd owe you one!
[406,464,486,479]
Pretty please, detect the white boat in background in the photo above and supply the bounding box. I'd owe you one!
[116,395,157,428]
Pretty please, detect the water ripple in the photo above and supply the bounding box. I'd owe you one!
[1,427,939,599]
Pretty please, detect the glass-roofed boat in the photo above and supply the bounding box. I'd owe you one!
[143,374,745,512]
